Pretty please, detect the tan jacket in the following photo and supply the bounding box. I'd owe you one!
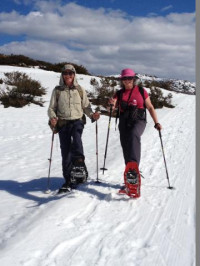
[48,70,93,120]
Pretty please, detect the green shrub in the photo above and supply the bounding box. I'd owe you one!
[88,78,175,116]
[143,79,173,91]
[149,87,174,109]
[0,71,46,108]
[88,77,117,116]
[47,62,90,75]
[4,72,46,96]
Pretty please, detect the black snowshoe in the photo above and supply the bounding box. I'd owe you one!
[58,183,72,194]
[70,159,88,186]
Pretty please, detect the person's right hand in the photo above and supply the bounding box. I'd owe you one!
[107,98,117,113]
[50,118,58,127]
[108,98,116,106]
[92,112,100,121]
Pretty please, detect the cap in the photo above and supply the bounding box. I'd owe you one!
[61,64,76,73]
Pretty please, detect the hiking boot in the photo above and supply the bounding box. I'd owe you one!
[58,183,72,194]
[126,169,138,184]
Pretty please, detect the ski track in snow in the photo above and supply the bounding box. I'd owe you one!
[0,66,195,266]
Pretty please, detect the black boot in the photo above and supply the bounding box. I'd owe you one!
[58,182,72,194]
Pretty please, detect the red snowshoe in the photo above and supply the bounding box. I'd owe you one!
[119,161,141,198]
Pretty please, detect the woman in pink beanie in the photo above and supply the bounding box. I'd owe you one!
[109,68,162,195]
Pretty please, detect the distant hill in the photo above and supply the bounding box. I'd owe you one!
[137,74,196,95]
[0,53,196,95]
[0,54,91,75]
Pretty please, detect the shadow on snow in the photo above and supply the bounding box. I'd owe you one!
[0,177,125,205]
[0,177,64,206]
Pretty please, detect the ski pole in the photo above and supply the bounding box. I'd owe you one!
[45,131,55,193]
[100,104,113,174]
[158,130,174,189]
[95,120,100,183]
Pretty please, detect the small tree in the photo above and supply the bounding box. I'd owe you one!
[149,87,174,109]
[90,78,99,86]
[143,79,173,91]
[88,77,117,115]
[0,71,46,108]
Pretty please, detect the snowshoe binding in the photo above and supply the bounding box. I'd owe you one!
[119,161,141,198]
[70,159,88,186]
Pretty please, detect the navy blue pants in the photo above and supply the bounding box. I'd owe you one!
[58,120,84,185]
[119,116,146,166]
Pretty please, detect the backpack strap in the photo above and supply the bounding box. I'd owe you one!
[138,86,147,121]
[77,85,83,100]
[55,85,83,102]
[74,86,87,124]
[54,86,64,114]
[138,86,146,109]
[76,85,85,110]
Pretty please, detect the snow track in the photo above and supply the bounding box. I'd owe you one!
[0,67,195,266]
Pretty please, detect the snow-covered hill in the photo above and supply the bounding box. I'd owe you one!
[137,73,196,95]
[0,66,195,266]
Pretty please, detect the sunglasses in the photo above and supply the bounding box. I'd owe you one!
[62,71,74,76]
[121,77,134,81]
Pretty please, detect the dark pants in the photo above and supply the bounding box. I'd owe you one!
[119,116,146,166]
[58,120,84,185]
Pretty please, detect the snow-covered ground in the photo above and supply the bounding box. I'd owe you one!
[0,66,195,266]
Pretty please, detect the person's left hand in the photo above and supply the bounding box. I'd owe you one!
[154,123,162,130]
[92,112,100,121]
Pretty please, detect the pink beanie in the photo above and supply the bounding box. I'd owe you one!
[120,68,136,78]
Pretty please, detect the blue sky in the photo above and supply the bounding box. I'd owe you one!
[0,0,195,81]
[0,0,195,16]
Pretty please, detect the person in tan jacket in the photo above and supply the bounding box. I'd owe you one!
[48,64,100,193]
